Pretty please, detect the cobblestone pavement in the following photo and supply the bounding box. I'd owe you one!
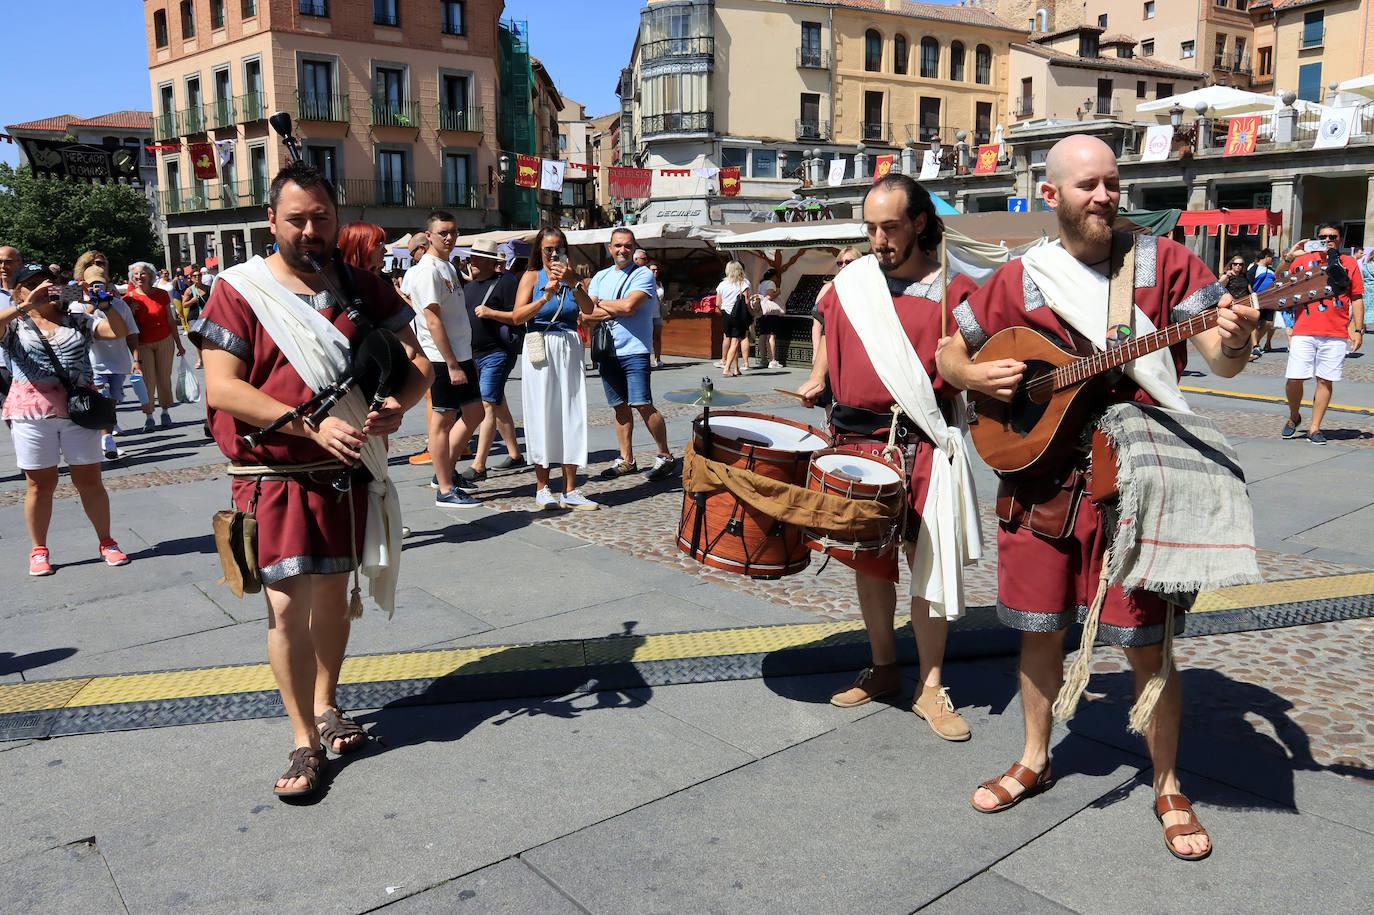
[1197,405,1374,447]
[1083,617,1374,781]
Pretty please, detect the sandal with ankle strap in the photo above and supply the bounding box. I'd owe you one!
[316,707,368,755]
[971,761,1053,813]
[273,745,327,800]
[1155,794,1213,861]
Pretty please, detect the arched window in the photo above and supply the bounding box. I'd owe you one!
[920,37,939,78]
[949,41,966,81]
[894,34,908,74]
[975,44,992,84]
[865,29,882,71]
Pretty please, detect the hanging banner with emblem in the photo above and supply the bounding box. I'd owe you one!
[919,150,941,180]
[872,154,894,181]
[189,142,218,179]
[974,144,999,175]
[18,138,140,183]
[1139,124,1174,163]
[514,155,540,188]
[1313,106,1358,150]
[719,166,741,197]
[1223,116,1260,157]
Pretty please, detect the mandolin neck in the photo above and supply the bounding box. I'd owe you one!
[1053,309,1218,389]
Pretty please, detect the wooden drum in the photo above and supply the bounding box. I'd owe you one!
[678,411,831,579]
[803,447,905,561]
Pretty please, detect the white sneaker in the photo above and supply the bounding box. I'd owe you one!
[738,365,750,374]
[768,360,783,369]
[560,489,600,511]
[535,487,560,510]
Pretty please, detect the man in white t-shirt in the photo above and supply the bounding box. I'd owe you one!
[402,210,483,508]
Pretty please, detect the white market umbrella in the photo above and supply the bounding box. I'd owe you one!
[1138,86,1283,116]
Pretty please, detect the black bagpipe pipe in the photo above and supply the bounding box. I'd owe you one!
[241,112,410,450]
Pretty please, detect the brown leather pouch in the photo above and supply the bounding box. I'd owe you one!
[996,471,1085,540]
[213,509,261,598]
[1089,429,1120,504]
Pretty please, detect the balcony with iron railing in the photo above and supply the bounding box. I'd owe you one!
[296,91,349,123]
[154,112,178,140]
[1015,97,1034,118]
[336,179,480,209]
[1300,28,1324,50]
[437,104,483,133]
[861,121,891,142]
[641,111,713,136]
[209,98,235,129]
[1231,54,1252,76]
[371,96,420,128]
[179,105,207,135]
[161,180,270,216]
[1087,97,1122,118]
[796,119,830,141]
[373,5,398,27]
[797,48,830,69]
[641,36,714,63]
[237,92,266,123]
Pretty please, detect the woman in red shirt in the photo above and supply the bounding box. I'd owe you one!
[126,262,186,431]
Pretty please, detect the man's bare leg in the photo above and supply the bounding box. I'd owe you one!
[636,403,671,457]
[1285,378,1306,426]
[266,576,322,791]
[1124,644,1210,857]
[909,597,947,690]
[492,402,522,461]
[831,571,898,705]
[449,401,484,473]
[973,629,1064,809]
[309,572,362,752]
[1310,378,1334,435]
[430,410,457,492]
[613,403,635,463]
[472,402,499,473]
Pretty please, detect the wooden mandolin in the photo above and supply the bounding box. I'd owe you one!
[967,264,1342,475]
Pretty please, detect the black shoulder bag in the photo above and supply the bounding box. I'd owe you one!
[24,314,117,430]
[590,268,641,368]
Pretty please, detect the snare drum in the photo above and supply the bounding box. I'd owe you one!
[803,448,906,562]
[678,411,831,579]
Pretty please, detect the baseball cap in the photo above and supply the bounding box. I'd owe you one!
[83,266,110,285]
[13,263,55,288]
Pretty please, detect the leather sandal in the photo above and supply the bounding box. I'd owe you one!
[970,761,1053,813]
[273,745,327,800]
[316,707,368,755]
[1154,794,1213,861]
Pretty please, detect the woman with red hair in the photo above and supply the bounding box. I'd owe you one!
[338,222,387,275]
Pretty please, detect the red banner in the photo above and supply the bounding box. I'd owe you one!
[974,144,999,175]
[514,154,540,188]
[1223,116,1260,157]
[609,166,652,199]
[873,155,894,180]
[659,167,692,177]
[188,142,218,180]
[719,167,741,197]
[567,161,597,172]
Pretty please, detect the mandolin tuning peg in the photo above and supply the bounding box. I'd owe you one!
[1278,297,1288,306]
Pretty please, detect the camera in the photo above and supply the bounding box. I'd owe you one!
[88,283,115,304]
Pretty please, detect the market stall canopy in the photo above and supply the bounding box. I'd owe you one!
[1335,73,1374,101]
[563,221,729,250]
[1120,209,1182,236]
[1138,86,1322,116]
[452,228,539,248]
[1174,208,1281,236]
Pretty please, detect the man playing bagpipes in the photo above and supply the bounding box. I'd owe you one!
[937,135,1264,860]
[191,158,432,800]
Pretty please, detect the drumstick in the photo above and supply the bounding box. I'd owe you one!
[774,388,809,401]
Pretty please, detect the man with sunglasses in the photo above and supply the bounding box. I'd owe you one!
[1281,224,1364,445]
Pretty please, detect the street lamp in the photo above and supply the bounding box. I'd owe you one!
[498,154,511,183]
[1169,104,1185,128]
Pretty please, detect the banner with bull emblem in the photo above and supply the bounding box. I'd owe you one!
[719,166,741,197]
[514,155,540,188]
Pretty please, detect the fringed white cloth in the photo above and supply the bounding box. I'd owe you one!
[218,257,402,618]
[833,255,982,621]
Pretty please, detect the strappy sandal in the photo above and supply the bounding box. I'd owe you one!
[316,707,368,755]
[970,761,1053,813]
[273,745,327,800]
[1154,794,1213,861]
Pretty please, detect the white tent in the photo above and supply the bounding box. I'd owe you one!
[1138,86,1322,116]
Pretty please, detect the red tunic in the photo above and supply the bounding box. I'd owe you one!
[190,263,412,584]
[815,272,976,582]
[957,235,1221,645]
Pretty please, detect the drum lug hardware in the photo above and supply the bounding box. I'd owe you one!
[725,519,744,535]
[966,401,978,425]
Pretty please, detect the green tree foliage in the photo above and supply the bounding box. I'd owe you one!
[0,164,162,276]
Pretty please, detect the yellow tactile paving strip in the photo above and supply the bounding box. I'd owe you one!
[3,572,1372,717]
[1181,385,1374,416]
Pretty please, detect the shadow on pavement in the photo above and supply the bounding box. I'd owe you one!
[128,533,216,560]
[0,648,78,676]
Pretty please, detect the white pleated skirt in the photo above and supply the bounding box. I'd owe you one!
[520,328,588,468]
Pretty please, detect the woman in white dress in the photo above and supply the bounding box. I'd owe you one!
[511,227,599,511]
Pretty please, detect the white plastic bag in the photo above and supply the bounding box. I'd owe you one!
[174,353,202,404]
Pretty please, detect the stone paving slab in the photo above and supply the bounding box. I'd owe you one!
[992,774,1373,915]
[0,841,129,915]
[381,859,582,914]
[522,707,1144,915]
[920,872,1075,914]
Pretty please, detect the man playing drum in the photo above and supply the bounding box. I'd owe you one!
[798,174,980,742]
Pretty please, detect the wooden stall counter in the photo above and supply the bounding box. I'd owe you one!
[661,312,724,360]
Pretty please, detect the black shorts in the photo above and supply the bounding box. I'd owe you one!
[1258,309,1276,326]
[756,314,786,336]
[723,308,754,340]
[431,359,480,412]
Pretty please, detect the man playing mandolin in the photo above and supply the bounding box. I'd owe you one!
[937,135,1259,860]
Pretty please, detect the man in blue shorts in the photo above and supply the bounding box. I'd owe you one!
[462,238,527,483]
[583,228,675,481]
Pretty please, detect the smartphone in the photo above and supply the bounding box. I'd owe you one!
[59,285,83,305]
[1304,239,1328,253]
[549,250,568,266]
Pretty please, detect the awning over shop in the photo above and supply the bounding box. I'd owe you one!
[1120,209,1182,236]
[452,228,539,248]
[1175,208,1281,236]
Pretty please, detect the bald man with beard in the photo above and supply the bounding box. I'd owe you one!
[937,135,1259,861]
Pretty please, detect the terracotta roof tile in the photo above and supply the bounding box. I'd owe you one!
[1101,33,1137,45]
[5,114,79,133]
[69,110,153,130]
[1014,42,1205,79]
[796,0,1025,33]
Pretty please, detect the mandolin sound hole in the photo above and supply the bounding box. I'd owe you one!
[1009,361,1055,435]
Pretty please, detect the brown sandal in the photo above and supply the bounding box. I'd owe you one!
[316,707,368,755]
[970,762,1053,813]
[1154,794,1213,861]
[273,745,327,799]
